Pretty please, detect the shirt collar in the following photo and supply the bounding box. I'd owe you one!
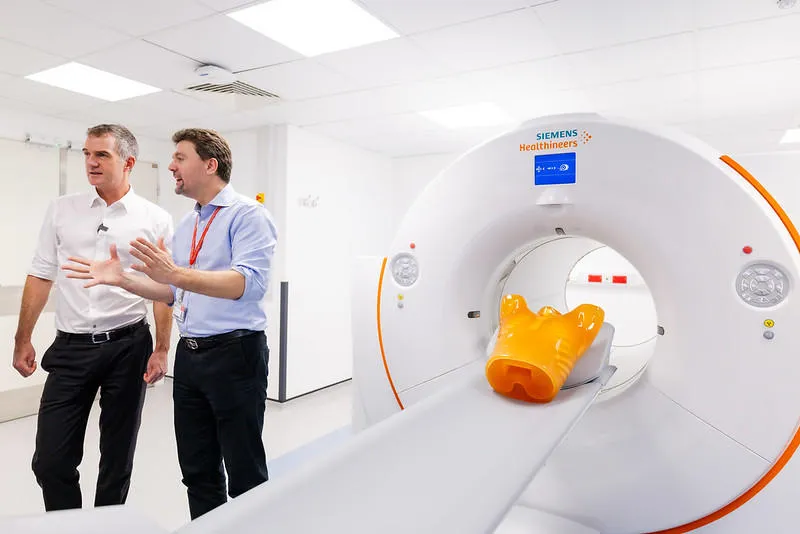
[194,184,236,214]
[90,185,135,212]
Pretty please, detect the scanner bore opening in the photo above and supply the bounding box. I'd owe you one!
[490,234,658,400]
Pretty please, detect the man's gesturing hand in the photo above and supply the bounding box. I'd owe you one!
[130,238,180,285]
[62,244,124,288]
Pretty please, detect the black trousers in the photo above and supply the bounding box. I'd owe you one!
[173,330,269,520]
[31,322,152,511]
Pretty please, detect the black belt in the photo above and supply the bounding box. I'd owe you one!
[57,319,148,344]
[181,329,258,350]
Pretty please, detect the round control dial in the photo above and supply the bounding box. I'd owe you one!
[391,253,419,287]
[736,262,789,308]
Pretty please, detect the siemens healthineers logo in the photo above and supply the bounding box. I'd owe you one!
[520,129,592,151]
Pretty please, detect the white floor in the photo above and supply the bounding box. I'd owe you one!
[0,379,353,532]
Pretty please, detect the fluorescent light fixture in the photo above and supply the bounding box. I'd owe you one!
[25,62,160,102]
[227,0,398,56]
[780,128,800,144]
[419,102,515,129]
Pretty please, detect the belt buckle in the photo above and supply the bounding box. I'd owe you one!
[92,331,111,344]
[186,338,199,350]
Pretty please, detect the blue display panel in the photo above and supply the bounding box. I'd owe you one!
[534,152,576,186]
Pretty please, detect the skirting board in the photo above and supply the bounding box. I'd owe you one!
[267,378,352,404]
[0,382,156,424]
[0,383,44,423]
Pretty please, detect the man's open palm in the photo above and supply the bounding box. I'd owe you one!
[62,244,125,288]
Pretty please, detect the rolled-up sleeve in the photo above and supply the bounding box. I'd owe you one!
[230,204,278,302]
[28,200,58,281]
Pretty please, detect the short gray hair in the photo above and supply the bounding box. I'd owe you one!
[86,123,139,161]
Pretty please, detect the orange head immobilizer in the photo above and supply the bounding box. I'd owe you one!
[485,294,605,403]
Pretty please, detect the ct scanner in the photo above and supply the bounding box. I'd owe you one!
[4,112,800,534]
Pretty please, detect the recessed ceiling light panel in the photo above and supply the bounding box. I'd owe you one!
[25,62,160,102]
[227,0,398,56]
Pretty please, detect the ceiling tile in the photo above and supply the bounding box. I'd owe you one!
[78,40,201,91]
[502,89,595,122]
[310,123,478,157]
[280,90,412,125]
[0,39,68,77]
[358,0,538,35]
[0,0,129,57]
[585,73,699,124]
[409,8,559,72]
[589,73,698,108]
[126,109,282,141]
[0,78,85,118]
[565,33,696,87]
[237,60,358,101]
[144,14,303,73]
[44,0,216,37]
[304,113,444,142]
[316,37,456,89]
[199,106,295,131]
[54,91,216,129]
[677,113,798,141]
[690,129,786,155]
[0,76,100,114]
[692,0,798,30]
[696,59,800,120]
[391,75,497,113]
[695,14,800,71]
[196,0,260,12]
[280,75,488,126]
[0,94,61,117]
[533,0,695,53]
[453,56,589,101]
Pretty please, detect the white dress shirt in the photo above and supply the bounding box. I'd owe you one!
[29,186,174,334]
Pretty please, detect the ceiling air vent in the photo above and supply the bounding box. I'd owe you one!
[184,80,280,100]
[177,64,281,111]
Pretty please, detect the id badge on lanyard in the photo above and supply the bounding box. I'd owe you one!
[173,206,222,324]
[173,287,188,323]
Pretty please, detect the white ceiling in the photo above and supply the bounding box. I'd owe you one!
[0,0,799,157]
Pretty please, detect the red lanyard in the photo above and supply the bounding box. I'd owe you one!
[190,207,221,267]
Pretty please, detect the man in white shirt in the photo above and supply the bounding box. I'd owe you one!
[11,124,174,512]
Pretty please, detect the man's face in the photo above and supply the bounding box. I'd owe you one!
[169,140,209,198]
[83,134,131,189]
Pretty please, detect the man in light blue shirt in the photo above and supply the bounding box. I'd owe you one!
[62,128,278,520]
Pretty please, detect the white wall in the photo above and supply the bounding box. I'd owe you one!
[283,125,394,399]
[0,138,60,400]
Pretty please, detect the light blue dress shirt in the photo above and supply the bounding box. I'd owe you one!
[169,184,278,338]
